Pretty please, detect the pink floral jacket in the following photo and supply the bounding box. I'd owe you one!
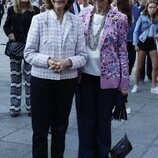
[79,7,129,91]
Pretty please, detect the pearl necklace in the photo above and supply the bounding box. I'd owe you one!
[87,9,107,51]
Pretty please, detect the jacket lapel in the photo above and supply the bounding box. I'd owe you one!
[62,15,73,44]
[83,10,93,42]
[98,10,112,50]
[97,21,109,51]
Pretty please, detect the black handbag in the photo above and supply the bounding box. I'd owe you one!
[112,90,127,121]
[110,30,132,158]
[110,133,133,158]
[5,41,25,59]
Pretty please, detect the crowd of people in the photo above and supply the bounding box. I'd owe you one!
[1,0,158,158]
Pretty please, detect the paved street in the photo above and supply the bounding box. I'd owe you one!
[1,14,158,158]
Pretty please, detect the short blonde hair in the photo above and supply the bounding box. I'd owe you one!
[13,0,34,13]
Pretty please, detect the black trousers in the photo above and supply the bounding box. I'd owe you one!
[140,54,152,80]
[31,77,77,158]
[127,42,136,75]
[76,73,116,158]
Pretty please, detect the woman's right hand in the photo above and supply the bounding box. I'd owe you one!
[48,58,72,73]
[8,33,15,41]
[48,58,59,71]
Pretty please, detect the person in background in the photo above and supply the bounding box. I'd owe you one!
[32,0,42,7]
[139,47,152,83]
[3,0,39,117]
[0,0,5,26]
[69,0,81,14]
[88,0,93,5]
[24,0,87,157]
[126,0,139,76]
[132,0,139,6]
[132,0,158,94]
[77,0,129,157]
[138,0,152,83]
[155,32,158,52]
[111,0,117,8]
[118,0,139,114]
[78,0,82,4]
[80,0,93,11]
[39,0,46,12]
[6,0,14,8]
[138,0,146,11]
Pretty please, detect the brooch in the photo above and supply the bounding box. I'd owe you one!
[112,15,119,21]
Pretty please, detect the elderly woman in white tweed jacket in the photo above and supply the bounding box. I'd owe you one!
[24,0,87,157]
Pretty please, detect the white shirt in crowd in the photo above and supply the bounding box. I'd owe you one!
[73,1,80,15]
[80,4,93,12]
[32,0,40,7]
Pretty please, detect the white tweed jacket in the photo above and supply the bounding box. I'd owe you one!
[24,10,87,80]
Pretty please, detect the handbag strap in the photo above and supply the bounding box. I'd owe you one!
[119,110,127,134]
[142,22,153,34]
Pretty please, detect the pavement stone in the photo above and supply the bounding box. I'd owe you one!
[1,12,158,158]
[0,141,31,158]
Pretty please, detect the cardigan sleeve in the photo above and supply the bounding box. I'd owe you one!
[117,13,129,91]
[68,17,87,69]
[24,15,50,68]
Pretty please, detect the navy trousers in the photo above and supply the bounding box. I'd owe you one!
[76,73,116,158]
[31,77,77,158]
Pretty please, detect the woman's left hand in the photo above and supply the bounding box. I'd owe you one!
[49,59,72,73]
[121,90,128,95]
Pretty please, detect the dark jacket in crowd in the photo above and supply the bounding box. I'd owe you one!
[0,0,5,26]
[3,5,40,42]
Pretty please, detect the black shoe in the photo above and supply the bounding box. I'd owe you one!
[27,109,32,117]
[10,109,21,117]
[28,111,32,117]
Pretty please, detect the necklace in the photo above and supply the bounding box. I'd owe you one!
[87,9,107,51]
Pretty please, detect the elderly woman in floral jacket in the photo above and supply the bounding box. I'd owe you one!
[76,0,129,157]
